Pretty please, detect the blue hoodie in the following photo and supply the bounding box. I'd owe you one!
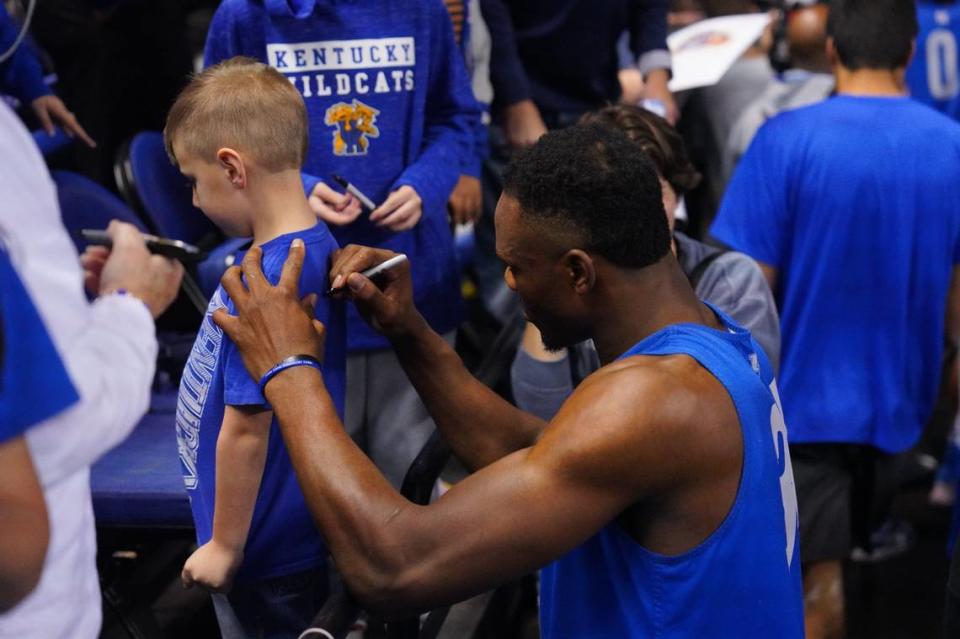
[0,5,50,104]
[206,0,479,351]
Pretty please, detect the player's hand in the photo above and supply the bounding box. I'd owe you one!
[642,69,678,124]
[447,175,482,225]
[328,244,423,339]
[503,100,548,149]
[213,239,326,380]
[309,182,363,226]
[181,540,243,593]
[370,185,422,231]
[97,220,184,318]
[80,244,110,295]
[31,95,96,148]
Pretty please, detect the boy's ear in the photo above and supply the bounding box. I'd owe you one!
[217,147,246,189]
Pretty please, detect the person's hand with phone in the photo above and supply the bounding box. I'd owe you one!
[79,220,184,318]
[308,181,363,226]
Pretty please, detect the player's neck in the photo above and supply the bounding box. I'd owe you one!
[249,170,318,246]
[591,255,717,366]
[834,66,908,98]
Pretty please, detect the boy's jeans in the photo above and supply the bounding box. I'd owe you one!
[212,566,328,639]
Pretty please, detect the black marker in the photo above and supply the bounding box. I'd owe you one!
[331,174,378,212]
[326,253,408,296]
[79,228,206,263]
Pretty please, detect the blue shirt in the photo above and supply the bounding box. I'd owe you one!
[0,4,50,103]
[176,223,346,580]
[711,95,960,453]
[907,1,960,119]
[0,246,78,441]
[205,0,478,351]
[540,307,803,638]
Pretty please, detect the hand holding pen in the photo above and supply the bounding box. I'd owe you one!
[308,181,363,227]
[327,246,420,338]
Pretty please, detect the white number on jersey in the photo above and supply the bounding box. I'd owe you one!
[927,28,960,100]
[769,381,799,569]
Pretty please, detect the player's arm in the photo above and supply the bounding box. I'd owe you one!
[182,406,271,592]
[0,436,48,611]
[329,244,545,470]
[255,358,685,617]
[758,262,778,295]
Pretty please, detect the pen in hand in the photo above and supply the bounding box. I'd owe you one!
[326,253,408,297]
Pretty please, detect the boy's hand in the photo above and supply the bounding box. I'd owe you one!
[181,540,244,593]
[31,94,96,148]
[370,186,422,231]
[448,175,482,225]
[309,182,363,226]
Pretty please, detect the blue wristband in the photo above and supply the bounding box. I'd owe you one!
[258,354,323,398]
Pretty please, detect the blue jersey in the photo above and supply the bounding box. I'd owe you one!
[711,96,960,453]
[205,0,479,351]
[907,1,960,119]
[176,223,346,580]
[540,307,803,638]
[0,246,78,441]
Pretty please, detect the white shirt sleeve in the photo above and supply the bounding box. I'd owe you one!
[0,103,157,488]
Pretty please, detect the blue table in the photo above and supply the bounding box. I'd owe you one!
[91,392,193,528]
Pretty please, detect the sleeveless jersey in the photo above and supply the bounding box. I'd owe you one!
[539,306,804,638]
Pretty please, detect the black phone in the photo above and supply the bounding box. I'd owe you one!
[79,229,207,263]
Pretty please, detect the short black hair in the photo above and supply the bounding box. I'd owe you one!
[502,124,671,270]
[827,0,918,71]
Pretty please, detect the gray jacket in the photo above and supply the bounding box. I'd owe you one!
[510,232,781,421]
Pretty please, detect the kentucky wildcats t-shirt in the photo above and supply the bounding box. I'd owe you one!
[0,246,78,441]
[712,95,960,453]
[176,224,346,579]
[907,1,960,119]
[205,0,478,351]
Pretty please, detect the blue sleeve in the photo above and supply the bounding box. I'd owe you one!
[629,0,671,76]
[394,0,480,219]
[479,0,530,106]
[0,250,78,440]
[710,119,791,268]
[222,295,266,407]
[301,171,322,198]
[0,5,50,103]
[203,0,264,68]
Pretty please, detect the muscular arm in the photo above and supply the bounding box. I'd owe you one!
[0,436,48,611]
[264,361,689,617]
[389,311,547,470]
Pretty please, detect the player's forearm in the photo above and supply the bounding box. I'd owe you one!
[211,417,269,550]
[266,368,433,611]
[390,315,545,470]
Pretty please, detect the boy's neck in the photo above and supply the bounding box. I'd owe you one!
[249,169,318,246]
[834,65,908,98]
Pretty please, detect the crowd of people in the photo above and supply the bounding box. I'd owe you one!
[3,0,960,638]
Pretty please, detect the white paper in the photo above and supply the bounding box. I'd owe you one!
[667,14,774,92]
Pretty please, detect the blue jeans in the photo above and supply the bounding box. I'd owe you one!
[212,566,329,639]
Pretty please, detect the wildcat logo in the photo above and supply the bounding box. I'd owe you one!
[324,99,380,156]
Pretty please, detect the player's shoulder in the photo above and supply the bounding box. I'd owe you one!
[567,353,726,437]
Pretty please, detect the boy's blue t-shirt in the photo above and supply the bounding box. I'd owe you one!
[176,223,346,580]
[205,0,479,351]
[907,1,960,119]
[711,95,960,454]
[0,246,78,441]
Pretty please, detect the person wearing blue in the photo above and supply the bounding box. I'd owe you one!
[211,124,804,638]
[0,3,93,146]
[205,0,479,488]
[165,59,347,637]
[710,1,960,636]
[0,247,77,612]
[907,0,960,119]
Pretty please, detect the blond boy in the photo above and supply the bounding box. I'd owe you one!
[168,57,346,638]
